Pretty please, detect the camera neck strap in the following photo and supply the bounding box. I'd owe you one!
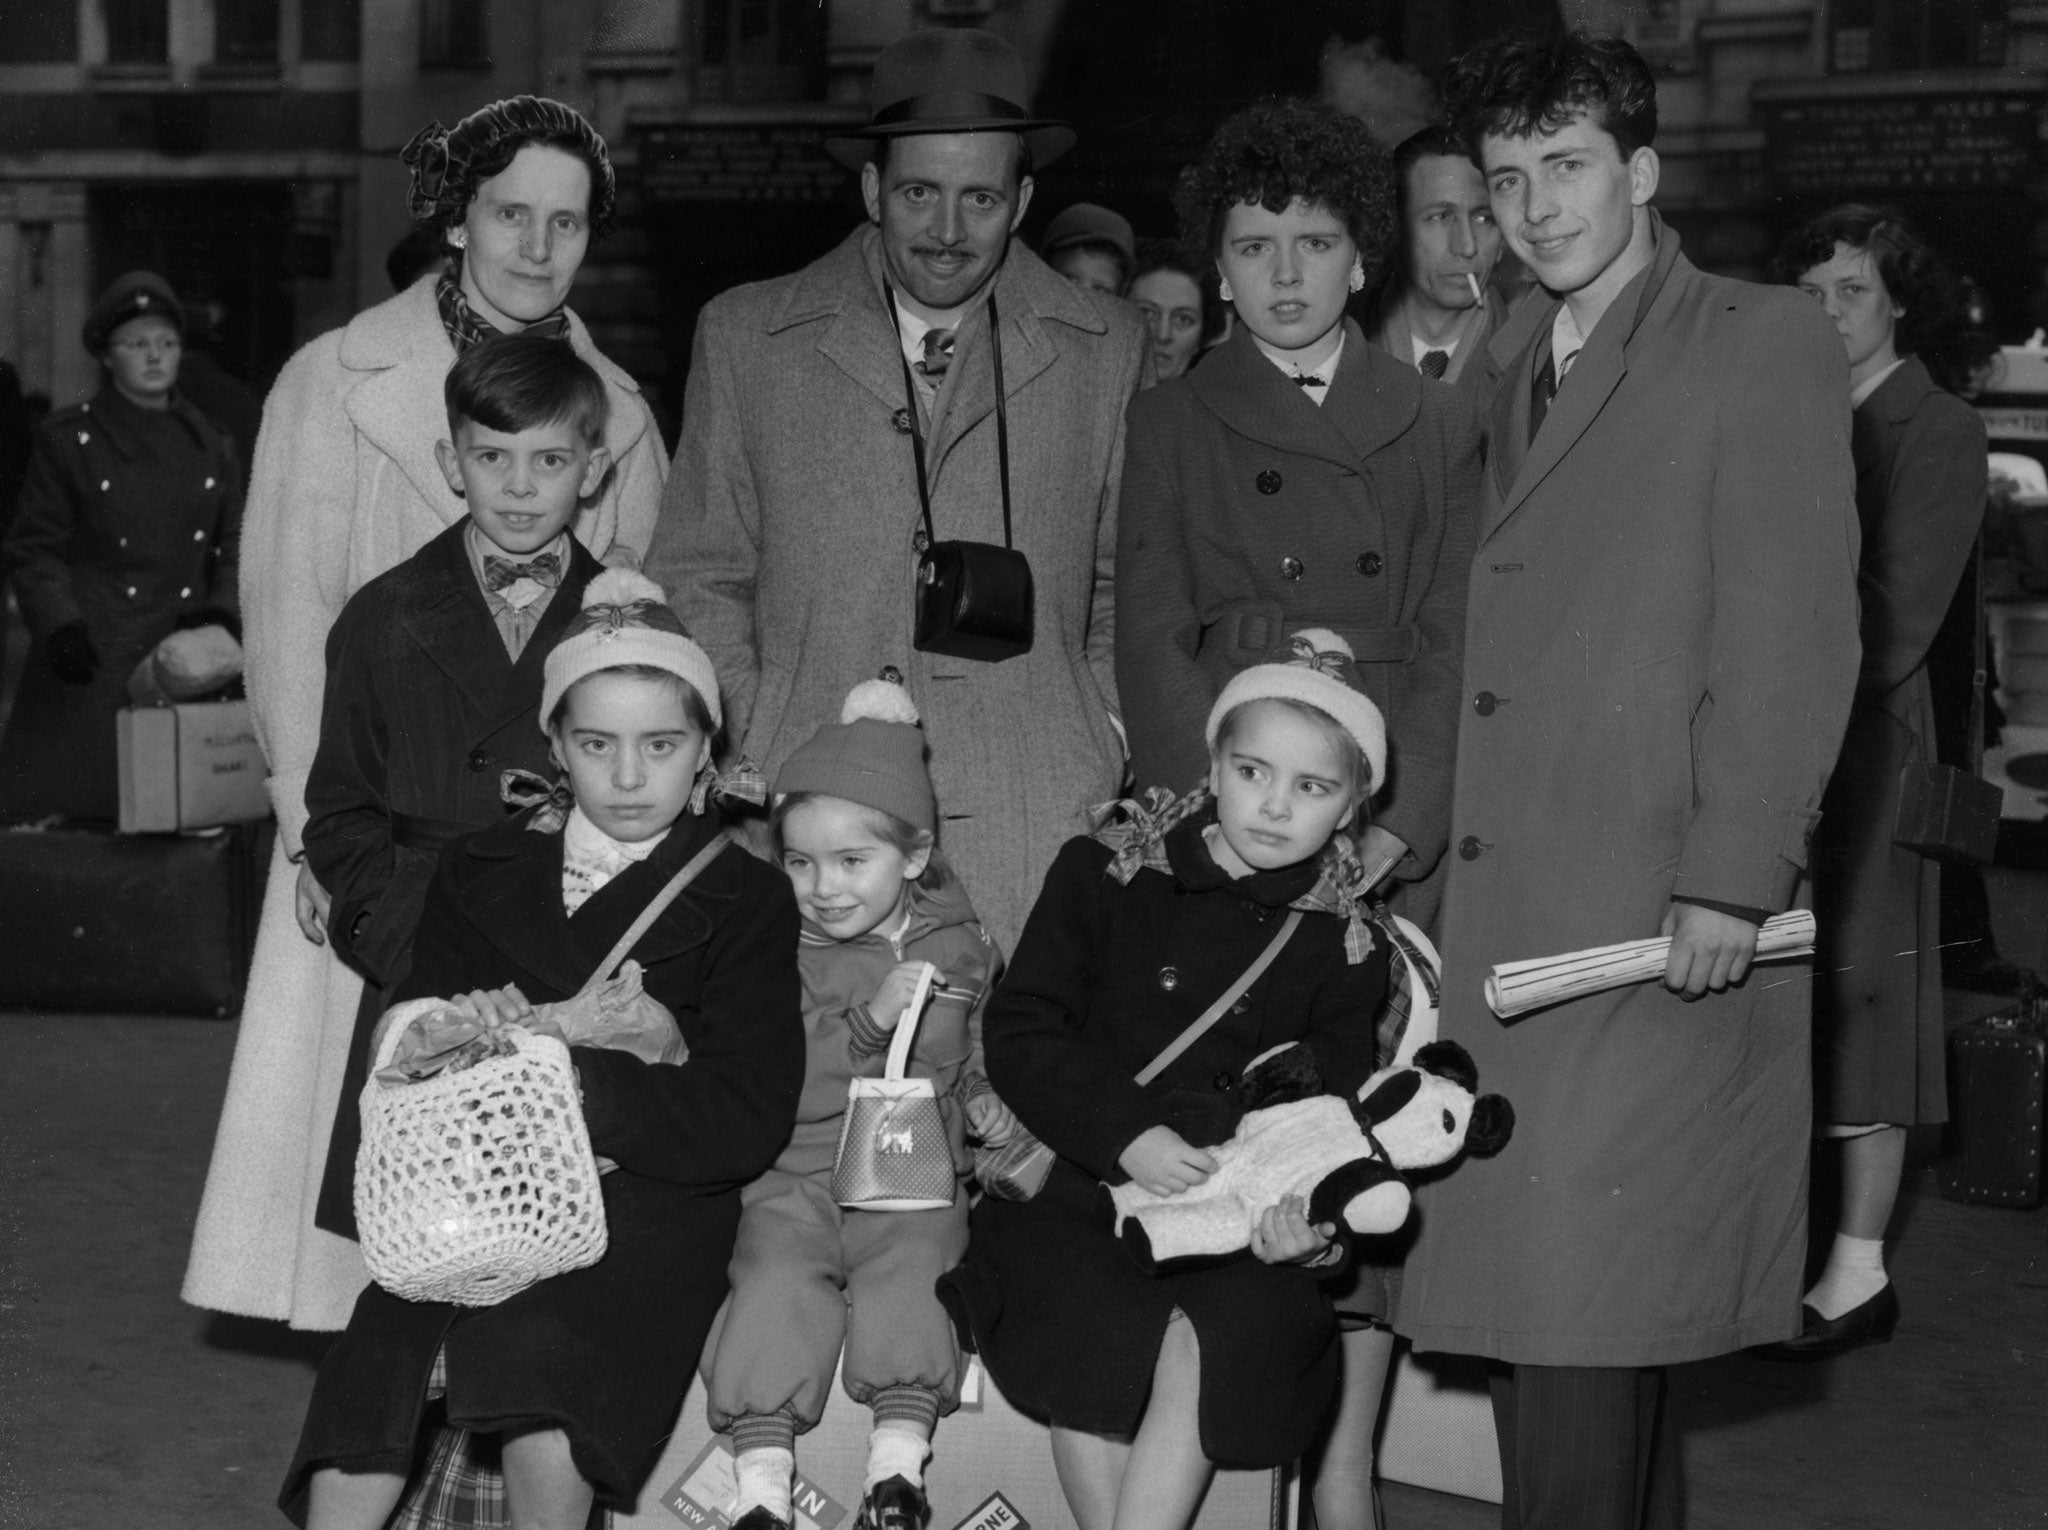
[883,278,1015,553]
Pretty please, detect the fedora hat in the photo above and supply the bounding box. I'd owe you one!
[826,28,1074,171]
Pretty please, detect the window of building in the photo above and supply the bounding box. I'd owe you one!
[1831,0,2008,72]
[696,0,822,100]
[302,0,363,61]
[422,0,489,67]
[0,0,77,61]
[215,0,279,65]
[105,0,170,64]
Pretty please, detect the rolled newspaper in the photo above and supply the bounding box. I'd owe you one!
[1485,909,1816,1020]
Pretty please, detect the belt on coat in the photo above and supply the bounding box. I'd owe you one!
[390,812,481,852]
[1222,611,1423,664]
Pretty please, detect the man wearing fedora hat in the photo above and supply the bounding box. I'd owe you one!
[648,28,1149,965]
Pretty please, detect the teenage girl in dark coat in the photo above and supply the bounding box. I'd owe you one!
[1756,207,1991,1361]
[0,271,241,823]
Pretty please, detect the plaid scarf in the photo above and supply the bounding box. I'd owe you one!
[500,760,768,833]
[436,270,572,355]
[1090,785,1380,965]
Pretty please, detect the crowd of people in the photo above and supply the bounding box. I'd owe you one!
[0,19,2005,1530]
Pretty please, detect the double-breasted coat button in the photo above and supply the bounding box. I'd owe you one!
[1158,966,1180,991]
[1231,997,1251,1015]
[193,529,205,541]
[1356,551,1384,577]
[880,665,903,684]
[912,528,931,554]
[1256,470,1283,495]
[205,477,216,490]
[891,407,914,435]
[100,480,110,492]
[1213,1071,1234,1092]
[1279,556,1305,581]
[118,537,127,548]
[1458,835,1485,861]
[125,586,137,599]
[179,586,191,598]
[76,432,89,446]
[1473,691,1500,716]
[467,749,490,773]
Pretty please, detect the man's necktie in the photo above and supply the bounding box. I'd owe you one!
[1419,349,1450,380]
[916,327,956,382]
[483,550,563,592]
[1527,347,1580,445]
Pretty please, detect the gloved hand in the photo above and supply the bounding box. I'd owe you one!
[45,621,99,685]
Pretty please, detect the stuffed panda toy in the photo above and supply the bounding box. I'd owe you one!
[1109,1039,1514,1272]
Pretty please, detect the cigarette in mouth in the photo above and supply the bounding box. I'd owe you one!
[1466,272,1485,305]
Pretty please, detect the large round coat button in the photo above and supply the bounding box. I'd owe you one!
[1158,966,1180,991]
[1256,470,1283,495]
[1458,835,1485,861]
[467,749,490,773]
[1279,556,1305,581]
[1473,691,1498,716]
[1213,1071,1234,1092]
[1356,551,1384,577]
[880,665,903,684]
[912,528,931,554]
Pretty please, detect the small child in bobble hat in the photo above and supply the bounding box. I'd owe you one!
[710,674,1015,1530]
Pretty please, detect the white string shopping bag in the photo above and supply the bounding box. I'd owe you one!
[354,1002,608,1307]
[830,961,956,1211]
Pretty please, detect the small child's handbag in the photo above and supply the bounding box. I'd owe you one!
[831,961,958,1211]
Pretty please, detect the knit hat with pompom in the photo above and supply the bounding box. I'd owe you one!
[1204,628,1387,795]
[539,568,722,732]
[771,676,935,833]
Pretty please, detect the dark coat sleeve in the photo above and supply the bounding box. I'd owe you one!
[1374,392,1482,878]
[1298,933,1391,1099]
[572,863,806,1193]
[1858,392,1985,697]
[302,592,405,986]
[1,425,87,637]
[984,838,1168,1183]
[1114,389,1217,795]
[1673,297,1861,913]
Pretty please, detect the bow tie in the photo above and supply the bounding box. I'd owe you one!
[483,550,562,592]
[1292,373,1327,389]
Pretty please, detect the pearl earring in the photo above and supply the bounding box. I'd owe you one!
[1219,276,1234,303]
[1348,261,1366,294]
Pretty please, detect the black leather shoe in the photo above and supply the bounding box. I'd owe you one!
[853,1474,928,1530]
[1749,1282,1899,1361]
[732,1508,793,1530]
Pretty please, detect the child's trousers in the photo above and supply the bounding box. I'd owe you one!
[706,1166,969,1433]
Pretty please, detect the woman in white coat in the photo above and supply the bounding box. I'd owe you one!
[183,96,665,1329]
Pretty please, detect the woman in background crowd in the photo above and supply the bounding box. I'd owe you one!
[1756,205,1993,1360]
[1128,238,1215,382]
[1113,97,1483,1530]
[0,271,241,823]
[182,95,665,1333]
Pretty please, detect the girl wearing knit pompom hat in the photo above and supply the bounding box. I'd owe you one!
[283,570,806,1530]
[937,629,1393,1530]
[704,676,1007,1530]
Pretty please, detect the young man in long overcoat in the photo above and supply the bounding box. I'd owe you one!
[1394,36,1862,1527]
[644,30,1148,953]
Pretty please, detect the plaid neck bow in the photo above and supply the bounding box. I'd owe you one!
[482,551,562,592]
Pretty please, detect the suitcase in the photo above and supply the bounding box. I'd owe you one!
[1939,1004,2047,1208]
[0,820,273,1018]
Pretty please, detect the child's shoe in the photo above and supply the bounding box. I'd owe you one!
[853,1474,928,1530]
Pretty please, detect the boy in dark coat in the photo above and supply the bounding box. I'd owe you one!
[300,332,615,1236]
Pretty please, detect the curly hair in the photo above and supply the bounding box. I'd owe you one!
[1172,98,1397,284]
[1440,31,1658,161]
[402,96,617,239]
[1772,204,1995,394]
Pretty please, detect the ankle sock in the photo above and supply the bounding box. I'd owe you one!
[865,1422,930,1491]
[1805,1233,1887,1320]
[730,1443,795,1522]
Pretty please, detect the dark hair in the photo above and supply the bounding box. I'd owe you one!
[546,664,716,736]
[1173,98,1398,284]
[1440,31,1659,162]
[1391,124,1480,210]
[403,96,616,237]
[769,791,952,891]
[1130,236,1222,348]
[444,332,609,447]
[871,132,1033,190]
[1771,204,1998,395]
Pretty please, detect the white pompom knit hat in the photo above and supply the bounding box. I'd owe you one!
[1204,628,1387,794]
[772,678,935,833]
[539,569,721,732]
